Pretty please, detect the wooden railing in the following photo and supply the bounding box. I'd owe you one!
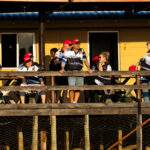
[0,71,150,150]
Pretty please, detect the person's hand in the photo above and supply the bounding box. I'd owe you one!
[88,69,93,74]
[22,78,27,85]
[41,81,45,86]
[60,69,65,74]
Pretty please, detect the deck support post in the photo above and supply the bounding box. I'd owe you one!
[136,75,142,150]
[18,129,24,150]
[118,129,122,150]
[50,115,57,150]
[40,131,47,150]
[65,130,70,150]
[84,115,90,150]
[32,116,38,150]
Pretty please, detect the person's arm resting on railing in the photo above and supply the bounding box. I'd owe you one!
[60,57,66,73]
[83,59,93,74]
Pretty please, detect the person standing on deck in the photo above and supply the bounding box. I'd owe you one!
[54,40,72,103]
[133,41,150,102]
[60,38,93,103]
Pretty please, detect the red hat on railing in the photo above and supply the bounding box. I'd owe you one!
[129,65,137,71]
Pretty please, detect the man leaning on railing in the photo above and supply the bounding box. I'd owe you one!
[60,38,92,103]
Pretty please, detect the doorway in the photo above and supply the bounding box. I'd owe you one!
[89,32,119,70]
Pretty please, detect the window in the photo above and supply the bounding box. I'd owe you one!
[1,33,36,68]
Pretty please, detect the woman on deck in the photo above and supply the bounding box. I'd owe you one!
[94,51,112,86]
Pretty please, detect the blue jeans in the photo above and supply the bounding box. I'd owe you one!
[142,80,150,102]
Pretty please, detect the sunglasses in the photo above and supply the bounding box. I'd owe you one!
[69,44,72,46]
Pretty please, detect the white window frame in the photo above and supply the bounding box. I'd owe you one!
[0,32,36,69]
[88,31,120,70]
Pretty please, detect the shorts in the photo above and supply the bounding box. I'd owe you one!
[68,77,84,86]
[19,83,46,96]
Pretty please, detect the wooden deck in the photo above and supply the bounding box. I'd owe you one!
[0,102,149,116]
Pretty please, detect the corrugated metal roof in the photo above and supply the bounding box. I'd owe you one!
[0,11,150,20]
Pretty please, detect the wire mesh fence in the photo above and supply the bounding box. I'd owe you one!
[0,114,148,150]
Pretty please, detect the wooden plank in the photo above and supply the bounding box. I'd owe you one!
[0,71,150,77]
[0,103,149,116]
[0,0,67,2]
[0,103,147,109]
[0,105,150,116]
[0,0,149,2]
[0,85,150,91]
[73,0,150,2]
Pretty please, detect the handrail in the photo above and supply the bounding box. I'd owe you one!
[0,70,150,76]
[0,85,150,91]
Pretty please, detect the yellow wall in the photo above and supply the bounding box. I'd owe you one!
[0,19,150,72]
[44,28,150,71]
[120,28,150,71]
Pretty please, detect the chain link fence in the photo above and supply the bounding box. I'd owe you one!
[0,115,149,150]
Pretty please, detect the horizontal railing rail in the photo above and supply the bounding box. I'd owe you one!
[0,85,150,91]
[0,70,150,76]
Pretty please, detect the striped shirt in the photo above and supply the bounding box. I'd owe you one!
[139,50,150,80]
[62,48,87,71]
[17,62,43,84]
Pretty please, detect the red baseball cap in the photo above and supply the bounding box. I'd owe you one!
[72,38,80,44]
[93,56,99,63]
[63,40,72,45]
[24,52,33,57]
[129,65,137,71]
[24,56,31,62]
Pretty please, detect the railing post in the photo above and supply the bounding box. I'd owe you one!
[32,116,38,150]
[136,75,142,150]
[51,76,55,103]
[84,115,90,150]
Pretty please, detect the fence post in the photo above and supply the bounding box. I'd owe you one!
[50,115,57,150]
[65,130,70,150]
[118,129,122,150]
[6,144,10,150]
[18,128,24,150]
[32,116,38,150]
[40,131,47,150]
[136,75,142,150]
[99,128,104,150]
[84,115,90,150]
